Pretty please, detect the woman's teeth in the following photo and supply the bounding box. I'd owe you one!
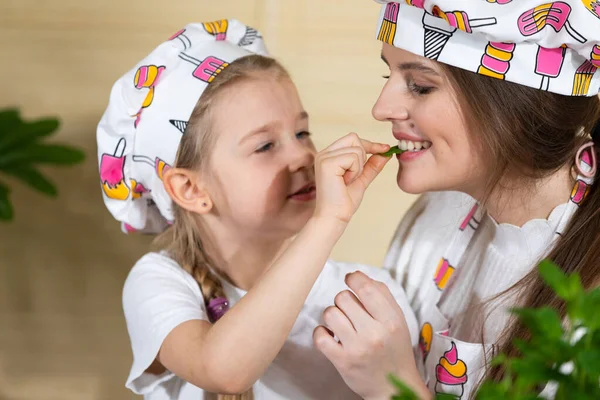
[398,139,431,152]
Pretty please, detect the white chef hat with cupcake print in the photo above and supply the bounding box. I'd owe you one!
[374,0,600,96]
[97,20,268,234]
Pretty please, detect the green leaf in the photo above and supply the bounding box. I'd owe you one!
[0,118,60,153]
[0,182,13,221]
[579,289,600,331]
[388,375,419,400]
[538,260,579,301]
[380,145,406,157]
[1,166,57,196]
[0,143,85,167]
[490,353,507,367]
[511,307,564,341]
[435,394,460,400]
[556,384,594,400]
[511,357,562,386]
[576,350,600,378]
[0,108,21,135]
[475,381,509,399]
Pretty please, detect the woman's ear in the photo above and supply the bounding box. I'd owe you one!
[163,168,213,214]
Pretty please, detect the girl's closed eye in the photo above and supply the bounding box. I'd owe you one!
[296,131,311,140]
[256,141,275,153]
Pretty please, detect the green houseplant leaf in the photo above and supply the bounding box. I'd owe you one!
[0,183,13,220]
[0,107,85,221]
[390,259,600,400]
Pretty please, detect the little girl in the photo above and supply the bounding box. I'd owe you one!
[97,20,419,399]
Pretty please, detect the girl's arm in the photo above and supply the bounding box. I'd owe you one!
[156,134,391,394]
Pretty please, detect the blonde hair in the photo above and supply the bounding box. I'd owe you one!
[156,54,289,399]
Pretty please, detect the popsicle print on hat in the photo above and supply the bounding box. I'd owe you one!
[130,179,150,200]
[572,60,598,96]
[478,42,516,80]
[378,2,400,45]
[432,6,498,33]
[535,44,567,91]
[238,26,261,47]
[132,154,171,182]
[100,138,130,201]
[517,2,586,43]
[202,20,228,41]
[133,65,166,127]
[179,53,229,83]
[169,28,192,49]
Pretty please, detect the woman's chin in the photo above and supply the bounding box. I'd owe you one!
[396,170,430,195]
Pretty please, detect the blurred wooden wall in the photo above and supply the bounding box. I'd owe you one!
[0,1,415,398]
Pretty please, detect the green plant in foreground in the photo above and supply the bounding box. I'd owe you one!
[391,259,600,400]
[0,108,85,221]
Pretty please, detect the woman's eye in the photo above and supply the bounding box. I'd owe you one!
[408,81,434,95]
[382,74,390,79]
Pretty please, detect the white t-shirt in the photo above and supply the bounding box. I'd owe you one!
[123,252,419,399]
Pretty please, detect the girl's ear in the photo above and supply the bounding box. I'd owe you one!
[163,168,213,214]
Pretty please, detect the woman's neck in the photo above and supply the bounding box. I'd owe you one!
[483,164,574,227]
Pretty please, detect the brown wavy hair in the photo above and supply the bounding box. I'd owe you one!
[440,64,600,394]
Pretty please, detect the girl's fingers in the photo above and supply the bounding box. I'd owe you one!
[359,139,390,155]
[318,150,363,185]
[347,153,391,193]
[323,133,390,157]
[323,132,364,152]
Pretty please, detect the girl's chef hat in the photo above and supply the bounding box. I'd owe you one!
[97,20,267,233]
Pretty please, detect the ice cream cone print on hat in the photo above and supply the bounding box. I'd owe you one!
[97,20,268,233]
[374,1,600,96]
[422,11,456,60]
